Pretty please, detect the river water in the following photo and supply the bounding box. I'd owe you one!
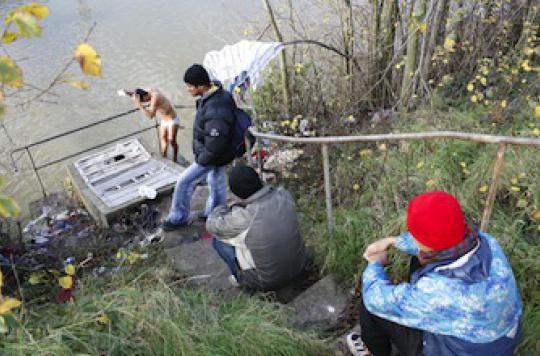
[0,0,263,217]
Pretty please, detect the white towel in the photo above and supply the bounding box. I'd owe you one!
[203,40,284,89]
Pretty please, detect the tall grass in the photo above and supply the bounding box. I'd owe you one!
[1,256,329,355]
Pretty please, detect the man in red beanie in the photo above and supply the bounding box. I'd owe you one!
[359,191,522,356]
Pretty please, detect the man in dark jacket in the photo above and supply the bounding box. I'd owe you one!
[206,165,308,290]
[163,64,236,230]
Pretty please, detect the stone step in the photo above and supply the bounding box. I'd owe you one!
[286,274,349,332]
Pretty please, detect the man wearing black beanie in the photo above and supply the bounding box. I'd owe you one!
[206,165,308,291]
[163,64,236,231]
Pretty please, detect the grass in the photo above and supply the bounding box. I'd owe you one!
[289,104,540,354]
[0,254,329,355]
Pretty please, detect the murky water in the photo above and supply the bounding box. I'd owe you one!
[0,0,262,216]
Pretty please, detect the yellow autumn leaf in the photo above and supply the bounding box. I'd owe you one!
[533,210,540,220]
[510,186,520,192]
[459,162,467,168]
[521,60,532,72]
[28,273,42,285]
[352,183,360,191]
[0,56,23,88]
[533,127,540,137]
[479,185,488,193]
[20,3,49,19]
[418,23,427,33]
[467,83,474,92]
[58,276,73,289]
[471,95,478,103]
[64,264,75,276]
[416,161,424,169]
[480,77,487,86]
[510,177,518,185]
[535,106,540,118]
[97,313,111,325]
[0,194,21,218]
[62,79,90,90]
[501,100,507,108]
[443,37,456,52]
[359,149,372,158]
[0,270,3,289]
[1,31,19,44]
[0,297,21,315]
[75,43,102,77]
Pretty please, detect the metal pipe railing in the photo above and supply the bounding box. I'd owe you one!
[9,104,193,197]
[249,127,540,234]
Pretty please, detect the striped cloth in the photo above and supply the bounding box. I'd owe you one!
[203,40,284,89]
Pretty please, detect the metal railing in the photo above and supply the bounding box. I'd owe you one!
[9,104,194,197]
[248,128,540,233]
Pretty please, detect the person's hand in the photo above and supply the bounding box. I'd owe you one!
[363,250,389,265]
[364,237,396,257]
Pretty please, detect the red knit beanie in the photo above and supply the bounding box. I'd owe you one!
[406,191,466,251]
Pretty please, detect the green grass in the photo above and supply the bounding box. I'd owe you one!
[0,255,329,356]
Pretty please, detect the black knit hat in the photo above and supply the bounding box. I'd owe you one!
[228,165,263,199]
[183,64,211,86]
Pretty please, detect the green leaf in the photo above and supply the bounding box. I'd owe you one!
[12,12,42,38]
[1,30,19,44]
[0,56,23,88]
[0,194,20,218]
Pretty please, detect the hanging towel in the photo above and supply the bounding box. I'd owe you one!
[203,40,284,89]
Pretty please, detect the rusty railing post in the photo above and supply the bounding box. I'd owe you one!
[481,143,506,231]
[321,143,334,234]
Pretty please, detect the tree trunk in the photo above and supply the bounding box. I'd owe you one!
[343,0,354,77]
[400,0,426,110]
[380,0,398,105]
[263,0,291,116]
[420,0,449,88]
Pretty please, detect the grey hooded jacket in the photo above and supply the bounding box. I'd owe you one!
[206,185,307,291]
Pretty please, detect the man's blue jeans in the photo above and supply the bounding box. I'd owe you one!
[166,162,227,225]
[212,237,240,281]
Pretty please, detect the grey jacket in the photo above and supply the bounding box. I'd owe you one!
[206,186,307,291]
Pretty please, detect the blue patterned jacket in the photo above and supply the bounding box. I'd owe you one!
[362,231,522,355]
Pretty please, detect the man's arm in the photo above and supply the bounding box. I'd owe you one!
[134,92,158,119]
[206,204,252,239]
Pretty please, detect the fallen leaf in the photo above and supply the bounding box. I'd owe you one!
[97,313,111,325]
[64,264,75,276]
[58,276,73,289]
[479,185,488,193]
[0,298,21,315]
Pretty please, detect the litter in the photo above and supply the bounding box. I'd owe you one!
[138,185,157,199]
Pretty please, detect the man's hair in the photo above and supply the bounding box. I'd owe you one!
[135,88,150,101]
[183,64,211,86]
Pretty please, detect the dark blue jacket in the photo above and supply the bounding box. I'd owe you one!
[193,85,236,166]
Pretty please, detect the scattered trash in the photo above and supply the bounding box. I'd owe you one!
[138,185,157,199]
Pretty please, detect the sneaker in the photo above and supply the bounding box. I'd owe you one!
[228,275,240,287]
[161,220,188,232]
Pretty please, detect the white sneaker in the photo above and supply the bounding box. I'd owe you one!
[228,275,240,287]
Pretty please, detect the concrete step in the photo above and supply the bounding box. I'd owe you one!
[286,274,349,332]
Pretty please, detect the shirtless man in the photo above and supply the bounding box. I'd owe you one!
[130,88,181,163]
